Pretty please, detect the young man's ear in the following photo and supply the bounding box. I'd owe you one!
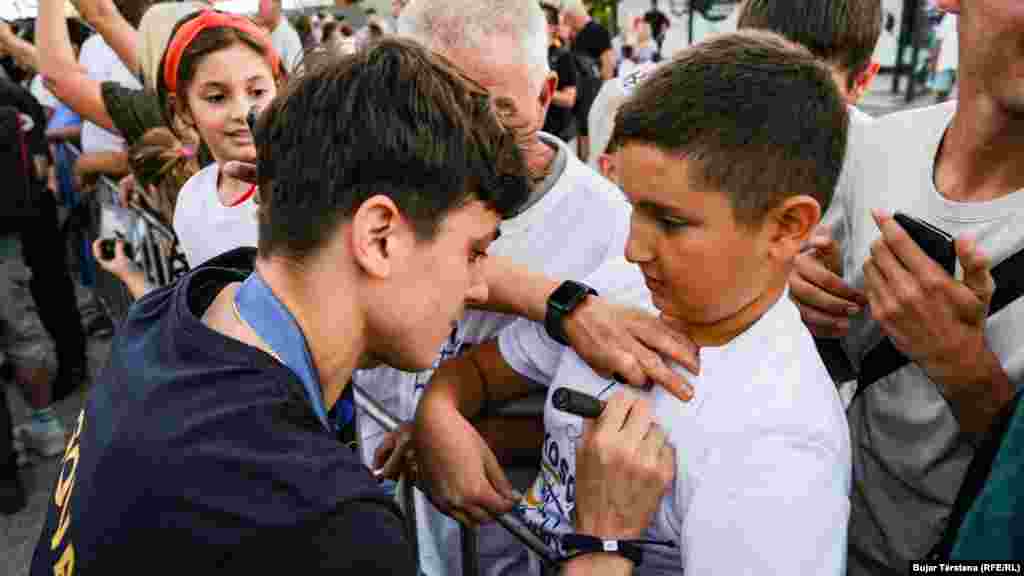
[766,195,822,262]
[349,195,411,280]
[849,61,880,104]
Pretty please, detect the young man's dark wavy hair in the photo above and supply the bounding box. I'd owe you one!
[254,37,529,259]
[612,30,849,226]
[739,0,882,91]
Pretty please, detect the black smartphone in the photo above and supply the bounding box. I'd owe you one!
[552,388,605,419]
[892,213,956,275]
[99,238,134,261]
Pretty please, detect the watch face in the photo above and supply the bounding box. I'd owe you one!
[550,281,587,312]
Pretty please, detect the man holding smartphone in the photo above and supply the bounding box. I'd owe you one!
[790,1,1024,573]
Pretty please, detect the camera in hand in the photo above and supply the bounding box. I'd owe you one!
[99,238,134,261]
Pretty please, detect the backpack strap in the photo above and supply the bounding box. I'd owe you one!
[851,247,1024,404]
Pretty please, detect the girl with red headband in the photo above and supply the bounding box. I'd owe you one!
[36,1,284,268]
[160,10,284,268]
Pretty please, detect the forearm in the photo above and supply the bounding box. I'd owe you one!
[563,554,634,576]
[937,345,1015,436]
[551,87,577,108]
[37,0,117,131]
[37,0,79,82]
[421,341,535,421]
[47,125,82,143]
[421,357,491,421]
[77,151,130,178]
[77,0,140,75]
[601,51,616,81]
[477,255,560,322]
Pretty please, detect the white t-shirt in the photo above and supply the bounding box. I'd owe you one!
[172,163,259,267]
[271,19,304,74]
[498,256,851,575]
[820,105,875,240]
[839,102,1024,574]
[79,35,140,153]
[353,133,631,575]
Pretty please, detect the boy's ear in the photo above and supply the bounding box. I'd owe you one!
[767,195,821,261]
[849,61,880,104]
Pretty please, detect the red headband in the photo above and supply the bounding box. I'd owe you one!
[162,11,282,95]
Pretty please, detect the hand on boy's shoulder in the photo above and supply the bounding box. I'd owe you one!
[790,226,867,339]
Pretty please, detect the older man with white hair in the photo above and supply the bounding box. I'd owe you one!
[353,0,636,574]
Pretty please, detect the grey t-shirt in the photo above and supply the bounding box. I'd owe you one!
[836,101,1024,574]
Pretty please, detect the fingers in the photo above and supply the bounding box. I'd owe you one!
[630,310,699,374]
[872,209,945,280]
[595,389,635,434]
[789,270,861,319]
[638,425,674,489]
[619,394,654,448]
[793,252,867,308]
[794,301,851,338]
[222,161,259,184]
[956,234,995,304]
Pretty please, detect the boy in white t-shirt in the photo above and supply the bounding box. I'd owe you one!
[413,31,852,574]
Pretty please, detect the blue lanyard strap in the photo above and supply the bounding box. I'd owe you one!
[235,271,351,432]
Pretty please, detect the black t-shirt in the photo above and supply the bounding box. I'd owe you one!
[30,248,416,575]
[0,78,49,229]
[573,20,613,64]
[572,21,612,135]
[543,44,578,141]
[645,9,670,41]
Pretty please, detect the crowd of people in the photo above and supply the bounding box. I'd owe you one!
[0,0,1021,574]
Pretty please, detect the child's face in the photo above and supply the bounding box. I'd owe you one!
[181,43,277,165]
[618,143,775,326]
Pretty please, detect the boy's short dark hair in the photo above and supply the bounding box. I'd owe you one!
[739,0,882,89]
[254,37,529,259]
[612,30,848,226]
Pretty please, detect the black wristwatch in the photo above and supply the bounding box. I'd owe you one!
[545,281,598,346]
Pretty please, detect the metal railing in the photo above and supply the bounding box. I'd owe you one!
[352,385,561,575]
[61,142,188,324]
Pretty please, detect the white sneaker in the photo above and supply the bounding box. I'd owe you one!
[14,420,68,459]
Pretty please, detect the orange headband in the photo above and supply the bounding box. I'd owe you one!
[162,10,282,95]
